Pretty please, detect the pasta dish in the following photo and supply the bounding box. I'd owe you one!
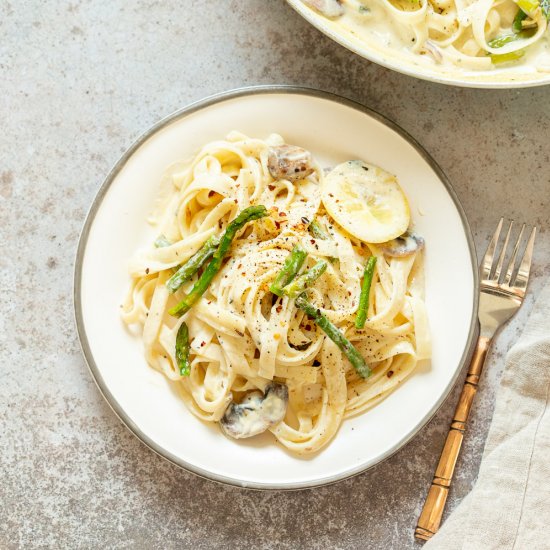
[301,0,550,71]
[121,132,430,454]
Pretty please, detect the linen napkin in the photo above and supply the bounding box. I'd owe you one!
[425,276,550,550]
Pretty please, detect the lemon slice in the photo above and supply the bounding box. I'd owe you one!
[321,160,410,243]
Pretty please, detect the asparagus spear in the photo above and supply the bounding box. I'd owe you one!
[491,50,525,63]
[282,261,327,299]
[169,205,268,317]
[488,35,518,48]
[166,235,220,293]
[308,218,329,240]
[512,9,528,32]
[487,28,533,49]
[269,245,307,296]
[175,321,191,376]
[295,294,371,378]
[355,256,377,329]
[308,218,337,263]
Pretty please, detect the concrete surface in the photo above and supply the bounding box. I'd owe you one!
[1,1,549,548]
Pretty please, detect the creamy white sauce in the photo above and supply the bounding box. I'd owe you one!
[305,0,550,75]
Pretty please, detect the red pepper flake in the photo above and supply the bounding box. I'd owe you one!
[276,305,282,313]
[241,272,246,276]
[387,370,394,378]
[200,341,206,347]
[268,185,275,191]
[274,221,281,230]
[234,199,238,204]
[310,239,315,245]
[208,190,215,197]
[280,212,287,217]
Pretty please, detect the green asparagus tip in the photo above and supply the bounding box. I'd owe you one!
[270,244,308,296]
[175,321,191,376]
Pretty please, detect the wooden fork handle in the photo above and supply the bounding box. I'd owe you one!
[415,335,490,541]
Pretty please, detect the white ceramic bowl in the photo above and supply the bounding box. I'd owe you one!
[287,0,550,88]
[74,87,478,489]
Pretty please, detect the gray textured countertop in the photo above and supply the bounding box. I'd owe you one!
[2,1,549,548]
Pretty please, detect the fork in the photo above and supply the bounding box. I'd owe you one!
[414,218,537,541]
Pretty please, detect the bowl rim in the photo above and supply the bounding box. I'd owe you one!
[73,85,479,490]
[286,0,550,89]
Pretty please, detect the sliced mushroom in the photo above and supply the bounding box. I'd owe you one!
[267,145,315,182]
[302,0,345,17]
[219,383,289,439]
[378,232,425,257]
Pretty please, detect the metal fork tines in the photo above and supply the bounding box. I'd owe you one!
[415,218,537,541]
[479,218,537,339]
[482,218,536,291]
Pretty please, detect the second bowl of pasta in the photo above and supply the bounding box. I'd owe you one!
[287,0,550,87]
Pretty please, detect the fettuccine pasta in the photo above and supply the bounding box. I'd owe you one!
[121,131,431,454]
[302,0,550,71]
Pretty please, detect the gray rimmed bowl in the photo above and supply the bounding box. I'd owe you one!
[74,86,478,489]
[286,0,550,88]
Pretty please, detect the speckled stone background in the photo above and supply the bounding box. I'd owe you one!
[1,1,549,548]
